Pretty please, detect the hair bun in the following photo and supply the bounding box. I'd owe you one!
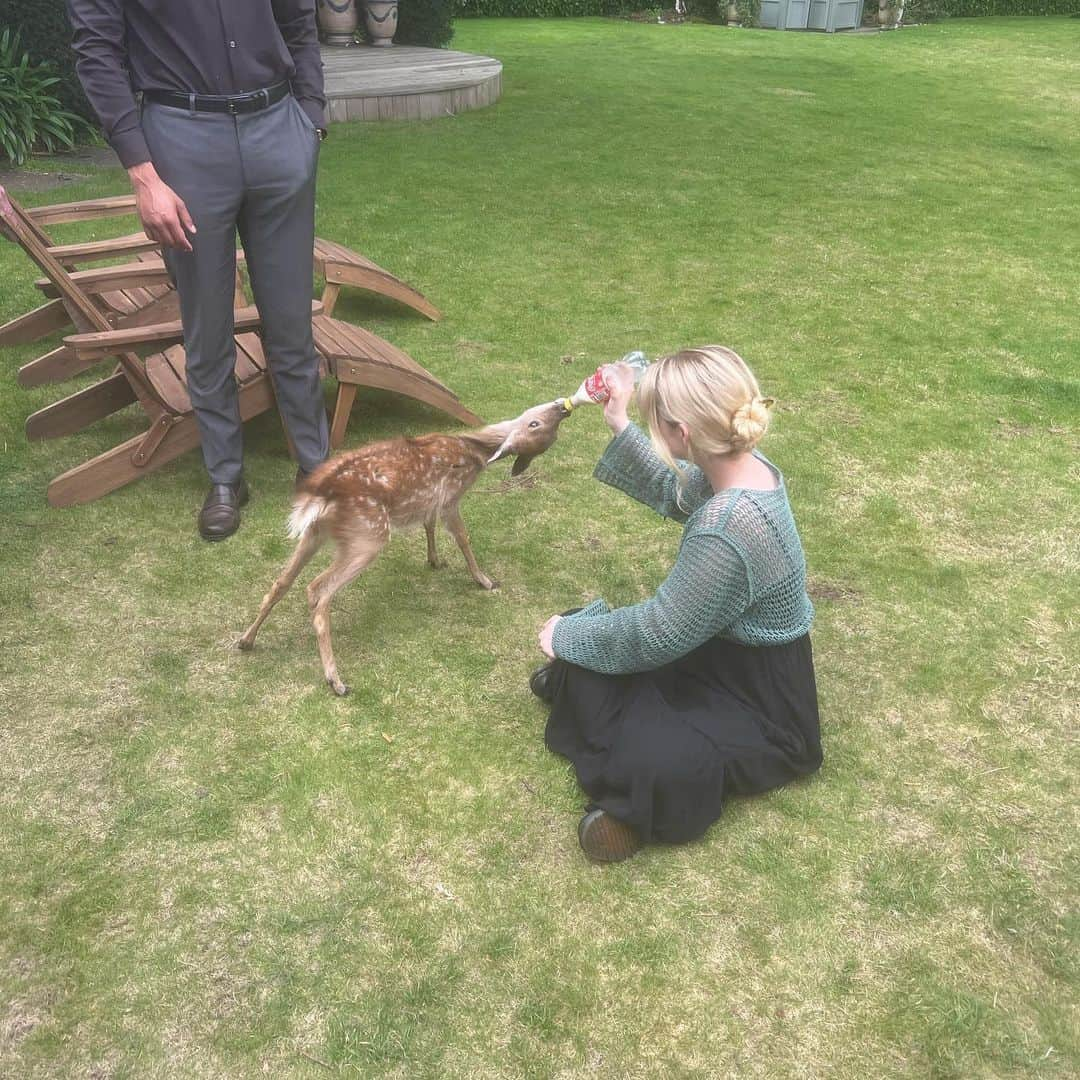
[729,397,771,451]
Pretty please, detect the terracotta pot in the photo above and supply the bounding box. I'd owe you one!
[726,2,741,25]
[364,0,399,47]
[318,0,358,46]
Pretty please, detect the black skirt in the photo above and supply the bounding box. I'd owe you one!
[544,634,822,844]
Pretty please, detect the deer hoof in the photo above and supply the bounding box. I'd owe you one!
[328,677,350,696]
[428,558,447,570]
[237,634,255,651]
[479,576,499,591]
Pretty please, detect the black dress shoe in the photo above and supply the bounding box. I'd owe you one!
[529,663,555,703]
[198,479,249,541]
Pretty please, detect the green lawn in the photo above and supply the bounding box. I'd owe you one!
[2,16,1077,1078]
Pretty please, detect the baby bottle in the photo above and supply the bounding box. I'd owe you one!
[565,351,649,410]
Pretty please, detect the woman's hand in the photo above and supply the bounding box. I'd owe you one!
[538,615,562,659]
[602,361,635,436]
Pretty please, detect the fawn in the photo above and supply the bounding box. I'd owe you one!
[238,400,572,694]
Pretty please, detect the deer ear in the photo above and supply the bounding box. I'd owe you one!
[511,453,537,476]
[488,436,515,465]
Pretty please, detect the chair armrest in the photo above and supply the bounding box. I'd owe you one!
[25,194,138,227]
[64,300,323,359]
[48,231,160,264]
[36,258,171,298]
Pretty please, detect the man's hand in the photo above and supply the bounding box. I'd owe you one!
[128,162,196,252]
[538,615,562,660]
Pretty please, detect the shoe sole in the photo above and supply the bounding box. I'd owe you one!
[579,810,642,863]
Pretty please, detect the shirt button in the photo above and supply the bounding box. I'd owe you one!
[228,40,237,48]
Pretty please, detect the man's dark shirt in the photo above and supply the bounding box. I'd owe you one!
[67,0,325,168]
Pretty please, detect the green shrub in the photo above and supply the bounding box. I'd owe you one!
[0,28,93,165]
[455,0,625,16]
[0,0,93,123]
[862,0,1077,17]
[395,0,456,45]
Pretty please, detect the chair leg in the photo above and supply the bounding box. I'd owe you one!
[18,344,101,388]
[324,263,441,321]
[0,298,70,346]
[330,383,358,449]
[26,372,137,440]
[320,282,341,318]
[46,377,275,507]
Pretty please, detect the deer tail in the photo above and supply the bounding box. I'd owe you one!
[287,493,330,540]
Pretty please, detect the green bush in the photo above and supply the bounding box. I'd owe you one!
[0,28,93,165]
[862,0,1077,17]
[455,0,625,16]
[0,0,93,123]
[394,0,456,45]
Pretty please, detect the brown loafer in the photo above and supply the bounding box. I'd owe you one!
[578,809,642,863]
[198,479,249,541]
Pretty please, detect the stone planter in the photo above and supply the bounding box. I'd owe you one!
[318,0,358,46]
[363,0,399,47]
[726,2,741,25]
[877,0,904,26]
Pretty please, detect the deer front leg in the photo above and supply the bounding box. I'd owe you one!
[307,538,384,695]
[442,506,497,590]
[425,518,446,569]
[238,528,323,651]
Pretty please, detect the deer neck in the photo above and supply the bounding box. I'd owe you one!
[457,421,515,461]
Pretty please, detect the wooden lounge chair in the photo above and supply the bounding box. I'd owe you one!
[0,190,441,381]
[2,187,479,507]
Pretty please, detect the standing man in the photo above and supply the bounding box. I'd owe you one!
[67,0,331,540]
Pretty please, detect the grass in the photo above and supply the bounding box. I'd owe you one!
[1,15,1077,1078]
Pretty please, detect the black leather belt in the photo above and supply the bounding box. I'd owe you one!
[144,81,289,115]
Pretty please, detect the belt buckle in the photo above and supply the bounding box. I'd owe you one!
[227,99,239,115]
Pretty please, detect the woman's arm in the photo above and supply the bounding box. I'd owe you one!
[594,424,714,523]
[550,534,751,674]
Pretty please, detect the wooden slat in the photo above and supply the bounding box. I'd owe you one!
[35,258,169,298]
[63,300,322,360]
[0,298,69,345]
[146,348,191,414]
[234,333,266,382]
[26,372,137,441]
[25,194,137,227]
[48,231,159,263]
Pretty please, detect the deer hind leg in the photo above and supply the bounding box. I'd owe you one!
[442,505,497,591]
[307,533,386,696]
[238,526,324,651]
[424,515,446,569]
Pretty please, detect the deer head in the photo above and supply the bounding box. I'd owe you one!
[486,399,573,475]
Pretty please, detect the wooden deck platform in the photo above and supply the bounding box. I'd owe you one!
[321,44,502,124]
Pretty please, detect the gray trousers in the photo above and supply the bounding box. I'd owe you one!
[141,93,329,484]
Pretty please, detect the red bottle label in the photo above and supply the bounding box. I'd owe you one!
[583,367,609,403]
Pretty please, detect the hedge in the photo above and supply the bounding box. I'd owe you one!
[395,0,456,46]
[863,0,1077,20]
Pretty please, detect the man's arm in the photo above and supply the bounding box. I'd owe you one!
[66,0,149,168]
[273,0,326,129]
[66,0,195,250]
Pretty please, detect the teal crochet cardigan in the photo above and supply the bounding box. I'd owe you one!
[550,423,814,674]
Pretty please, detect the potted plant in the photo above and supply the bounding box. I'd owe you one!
[363,0,399,46]
[317,0,358,45]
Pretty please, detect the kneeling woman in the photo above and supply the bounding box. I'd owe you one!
[535,347,822,862]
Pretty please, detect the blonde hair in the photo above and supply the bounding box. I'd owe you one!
[637,345,772,494]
